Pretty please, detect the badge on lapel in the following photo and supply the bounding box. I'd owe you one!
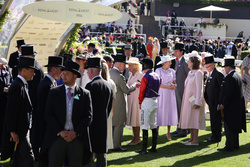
[74,94,80,100]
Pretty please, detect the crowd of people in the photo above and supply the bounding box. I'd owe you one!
[0,36,248,167]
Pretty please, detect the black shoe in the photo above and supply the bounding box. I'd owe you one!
[112,147,127,152]
[148,148,157,152]
[173,132,187,137]
[207,138,220,143]
[217,147,233,152]
[170,130,179,135]
[135,149,147,154]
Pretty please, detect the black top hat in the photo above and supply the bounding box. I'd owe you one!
[16,40,25,48]
[160,41,168,49]
[62,53,73,65]
[61,61,81,78]
[85,57,102,69]
[124,44,133,50]
[204,55,216,65]
[222,56,235,67]
[44,56,64,67]
[88,43,95,48]
[140,57,153,69]
[21,45,37,57]
[135,37,138,40]
[127,38,132,43]
[16,57,37,70]
[174,43,185,51]
[114,55,127,64]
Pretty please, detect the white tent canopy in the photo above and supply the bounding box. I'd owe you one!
[195,5,230,23]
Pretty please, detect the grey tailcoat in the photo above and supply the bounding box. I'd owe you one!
[175,56,189,119]
[110,68,136,126]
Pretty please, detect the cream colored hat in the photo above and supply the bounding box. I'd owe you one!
[126,57,140,64]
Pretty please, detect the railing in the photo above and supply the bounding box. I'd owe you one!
[87,32,147,42]
[89,24,143,34]
[166,34,243,42]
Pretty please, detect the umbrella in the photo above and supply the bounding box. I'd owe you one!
[195,5,230,23]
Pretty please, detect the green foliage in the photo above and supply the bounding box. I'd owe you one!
[63,23,82,54]
[241,50,250,60]
[199,23,228,29]
[0,10,11,32]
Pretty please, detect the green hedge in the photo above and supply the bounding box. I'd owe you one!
[160,0,250,6]
[241,50,250,60]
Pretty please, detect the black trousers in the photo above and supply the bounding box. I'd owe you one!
[15,130,34,167]
[209,107,222,141]
[92,153,107,167]
[224,122,239,150]
[48,137,83,167]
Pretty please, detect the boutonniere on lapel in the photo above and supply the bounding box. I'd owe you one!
[74,94,80,100]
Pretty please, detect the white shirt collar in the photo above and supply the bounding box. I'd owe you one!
[228,70,235,75]
[17,50,21,56]
[65,83,76,94]
[46,74,55,84]
[91,75,101,81]
[113,66,119,72]
[17,75,28,85]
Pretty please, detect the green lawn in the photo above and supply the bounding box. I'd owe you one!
[107,120,250,167]
[1,120,249,167]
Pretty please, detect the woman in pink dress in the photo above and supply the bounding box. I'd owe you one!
[126,57,144,145]
[155,55,178,141]
[179,51,206,146]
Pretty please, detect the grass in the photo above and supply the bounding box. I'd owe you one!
[1,120,250,167]
[107,120,250,167]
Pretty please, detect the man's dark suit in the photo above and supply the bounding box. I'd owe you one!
[154,55,162,71]
[219,70,246,150]
[1,77,34,166]
[0,65,13,150]
[28,60,44,111]
[8,51,19,79]
[231,44,238,58]
[40,84,92,166]
[138,42,148,58]
[132,41,140,56]
[204,68,224,142]
[32,76,54,157]
[189,44,198,53]
[28,60,44,160]
[185,44,189,53]
[85,76,113,166]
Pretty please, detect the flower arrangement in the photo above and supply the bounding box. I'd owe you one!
[128,9,136,19]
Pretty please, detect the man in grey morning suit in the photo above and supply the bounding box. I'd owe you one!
[172,43,190,137]
[110,55,137,151]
